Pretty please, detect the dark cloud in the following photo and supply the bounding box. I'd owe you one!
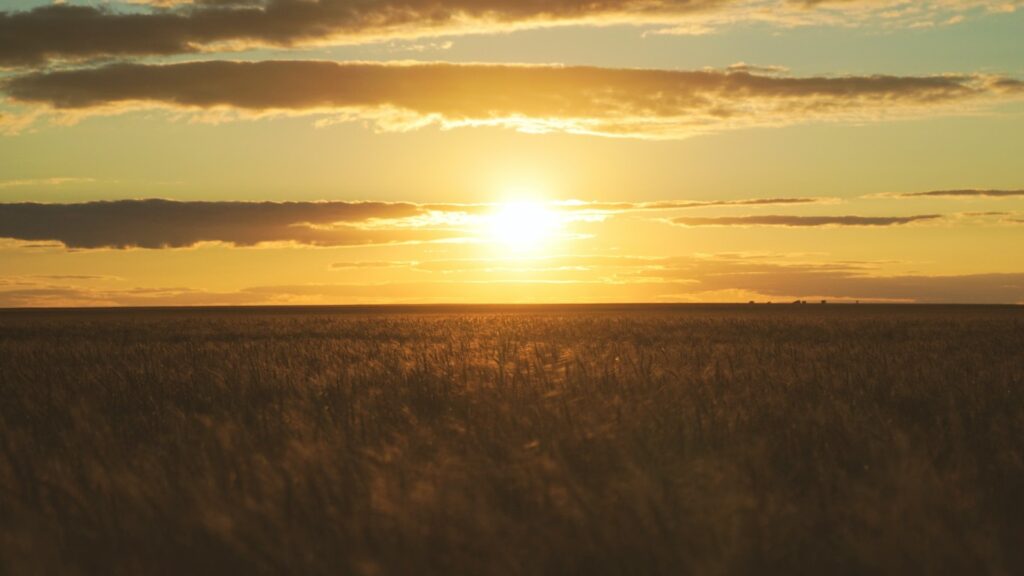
[899,189,1024,198]
[6,60,1017,138]
[671,214,942,226]
[0,1,726,66]
[0,199,460,249]
[2,1,1019,66]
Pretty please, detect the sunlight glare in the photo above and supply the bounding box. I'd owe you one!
[487,199,561,253]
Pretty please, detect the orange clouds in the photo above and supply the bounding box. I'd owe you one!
[4,254,1022,306]
[6,61,1020,139]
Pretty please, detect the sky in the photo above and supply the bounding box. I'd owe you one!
[0,0,1022,306]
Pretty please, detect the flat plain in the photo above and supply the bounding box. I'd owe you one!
[1,304,1022,575]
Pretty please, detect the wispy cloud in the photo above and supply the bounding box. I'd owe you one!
[5,253,1021,306]
[559,197,835,212]
[648,0,1023,35]
[664,255,1024,303]
[896,189,1024,198]
[0,177,95,189]
[694,271,1024,304]
[6,61,1020,139]
[671,214,942,227]
[330,261,416,269]
[0,285,266,308]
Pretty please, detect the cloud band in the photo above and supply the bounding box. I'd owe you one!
[0,199,454,249]
[1,1,1020,66]
[6,60,1020,138]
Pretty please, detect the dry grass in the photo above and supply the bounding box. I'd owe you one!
[1,305,1022,575]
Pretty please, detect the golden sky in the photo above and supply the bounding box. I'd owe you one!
[1,0,1023,305]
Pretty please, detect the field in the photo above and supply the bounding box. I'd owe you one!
[1,305,1023,575]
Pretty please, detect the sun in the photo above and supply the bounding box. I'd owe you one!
[486,199,561,253]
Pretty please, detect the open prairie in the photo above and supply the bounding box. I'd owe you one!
[1,305,1023,575]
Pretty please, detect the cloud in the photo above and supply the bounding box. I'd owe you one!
[6,61,1020,139]
[626,254,1024,303]
[0,199,465,249]
[0,197,866,250]
[0,281,700,307]
[3,253,1022,306]
[407,255,670,273]
[897,189,1024,198]
[29,274,114,281]
[650,0,1024,35]
[0,285,266,308]
[1,1,1019,66]
[671,214,942,226]
[326,254,875,279]
[561,197,834,212]
[697,271,1024,304]
[724,62,790,75]
[324,253,1024,304]
[0,1,716,66]
[0,177,95,189]
[330,260,415,269]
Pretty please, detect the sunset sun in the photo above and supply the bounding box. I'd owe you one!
[486,199,562,252]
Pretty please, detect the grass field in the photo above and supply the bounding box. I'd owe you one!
[1,305,1022,575]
